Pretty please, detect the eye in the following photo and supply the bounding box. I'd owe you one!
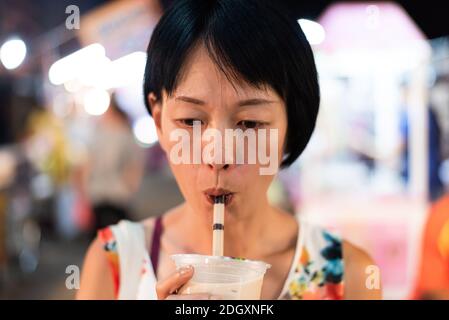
[237,120,264,130]
[176,119,203,127]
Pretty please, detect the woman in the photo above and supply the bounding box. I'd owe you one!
[83,96,145,237]
[77,0,381,300]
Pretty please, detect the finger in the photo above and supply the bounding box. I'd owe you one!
[156,265,194,299]
[166,293,222,300]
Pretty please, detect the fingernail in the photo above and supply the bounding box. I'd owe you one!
[178,265,193,275]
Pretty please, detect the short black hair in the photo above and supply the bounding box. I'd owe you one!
[143,0,320,168]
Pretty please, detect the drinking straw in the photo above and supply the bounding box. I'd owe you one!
[212,195,225,256]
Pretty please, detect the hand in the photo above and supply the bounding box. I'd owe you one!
[156,265,221,300]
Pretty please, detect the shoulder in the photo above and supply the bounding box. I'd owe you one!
[301,223,376,274]
[298,223,382,299]
[342,240,375,273]
[77,234,116,299]
[78,218,154,300]
[300,221,344,256]
[101,217,162,254]
[342,240,382,300]
[286,222,345,300]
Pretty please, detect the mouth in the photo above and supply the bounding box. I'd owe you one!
[203,188,234,206]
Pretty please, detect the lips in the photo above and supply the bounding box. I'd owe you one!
[203,188,234,206]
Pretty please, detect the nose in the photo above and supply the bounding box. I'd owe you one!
[203,123,236,172]
[205,146,234,171]
[207,162,232,171]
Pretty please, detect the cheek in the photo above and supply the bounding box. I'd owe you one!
[231,163,273,189]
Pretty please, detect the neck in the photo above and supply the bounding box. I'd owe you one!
[179,199,275,259]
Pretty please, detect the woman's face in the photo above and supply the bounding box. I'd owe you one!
[148,45,287,218]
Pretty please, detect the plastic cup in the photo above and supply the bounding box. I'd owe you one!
[171,254,271,300]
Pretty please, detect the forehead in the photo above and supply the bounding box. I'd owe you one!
[172,45,278,100]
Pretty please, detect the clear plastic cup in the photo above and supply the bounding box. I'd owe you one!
[171,254,271,300]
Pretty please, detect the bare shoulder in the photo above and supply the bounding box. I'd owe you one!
[77,236,115,300]
[343,240,382,300]
[343,240,374,267]
[78,215,165,300]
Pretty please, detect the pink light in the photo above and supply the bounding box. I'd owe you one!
[317,2,427,52]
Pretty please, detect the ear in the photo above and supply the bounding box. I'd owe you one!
[147,92,166,152]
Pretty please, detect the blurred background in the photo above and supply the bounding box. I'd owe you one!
[0,0,448,299]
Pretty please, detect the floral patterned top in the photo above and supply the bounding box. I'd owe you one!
[281,229,344,299]
[98,217,345,300]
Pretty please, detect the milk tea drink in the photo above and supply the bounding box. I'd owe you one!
[171,254,271,300]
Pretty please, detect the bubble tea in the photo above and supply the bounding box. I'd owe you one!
[171,195,271,299]
[171,254,271,299]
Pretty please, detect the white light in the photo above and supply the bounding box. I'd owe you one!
[108,51,147,89]
[133,116,158,146]
[64,79,83,93]
[0,38,27,70]
[78,55,111,88]
[298,19,326,45]
[48,43,106,85]
[83,89,110,116]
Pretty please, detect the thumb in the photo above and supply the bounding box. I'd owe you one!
[156,265,194,299]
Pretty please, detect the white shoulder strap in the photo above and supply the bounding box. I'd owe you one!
[110,220,147,300]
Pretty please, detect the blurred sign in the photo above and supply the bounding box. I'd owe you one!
[78,0,162,60]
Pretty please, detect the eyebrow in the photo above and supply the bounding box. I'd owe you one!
[174,95,276,107]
